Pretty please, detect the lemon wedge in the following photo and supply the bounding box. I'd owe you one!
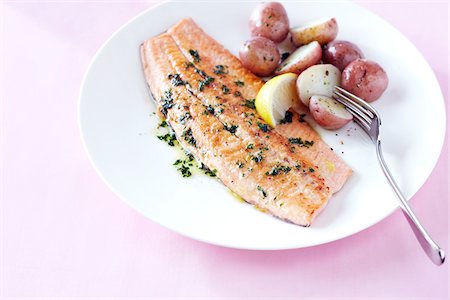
[255,73,299,127]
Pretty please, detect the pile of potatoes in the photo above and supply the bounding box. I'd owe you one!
[239,2,389,129]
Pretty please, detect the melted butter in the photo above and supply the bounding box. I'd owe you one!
[227,189,245,203]
[227,189,270,215]
[254,206,268,214]
[325,160,335,172]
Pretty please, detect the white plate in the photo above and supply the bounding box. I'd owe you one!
[79,1,446,249]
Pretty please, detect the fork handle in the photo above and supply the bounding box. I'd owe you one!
[376,140,445,265]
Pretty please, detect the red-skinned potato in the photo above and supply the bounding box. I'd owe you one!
[296,64,341,106]
[249,2,290,43]
[275,41,322,75]
[290,18,338,46]
[239,36,280,76]
[341,59,388,102]
[309,95,353,130]
[322,40,364,71]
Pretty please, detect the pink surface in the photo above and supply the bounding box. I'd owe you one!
[1,1,448,298]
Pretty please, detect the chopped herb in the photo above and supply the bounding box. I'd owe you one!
[234,91,242,97]
[290,146,296,153]
[213,65,228,75]
[246,143,254,149]
[251,153,263,163]
[222,85,230,94]
[158,120,168,128]
[182,128,197,147]
[265,165,292,176]
[224,123,238,134]
[309,167,315,173]
[178,164,192,177]
[179,112,192,124]
[160,89,174,116]
[257,122,271,132]
[185,62,194,69]
[168,73,186,86]
[304,140,314,147]
[189,49,201,62]
[234,80,245,87]
[280,111,293,124]
[199,163,217,177]
[299,113,306,123]
[281,52,290,61]
[216,108,224,114]
[241,99,256,109]
[236,161,245,168]
[288,137,314,148]
[157,133,177,146]
[198,76,214,91]
[194,68,207,77]
[257,186,267,198]
[202,104,215,115]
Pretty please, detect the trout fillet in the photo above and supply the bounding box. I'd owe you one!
[140,18,352,226]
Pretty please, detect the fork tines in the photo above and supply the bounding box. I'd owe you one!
[332,86,378,131]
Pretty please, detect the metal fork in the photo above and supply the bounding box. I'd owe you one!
[333,86,445,265]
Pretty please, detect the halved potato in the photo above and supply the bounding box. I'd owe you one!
[296,64,341,106]
[290,18,338,46]
[309,95,353,130]
[274,41,321,75]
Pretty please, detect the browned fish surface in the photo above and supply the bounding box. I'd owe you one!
[168,18,352,194]
[140,19,352,226]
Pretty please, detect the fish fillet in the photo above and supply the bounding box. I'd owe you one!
[168,18,352,193]
[140,19,352,226]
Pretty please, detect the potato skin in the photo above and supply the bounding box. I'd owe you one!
[275,41,322,75]
[249,2,290,43]
[341,59,388,102]
[239,37,280,76]
[309,95,353,130]
[291,18,338,46]
[322,40,364,71]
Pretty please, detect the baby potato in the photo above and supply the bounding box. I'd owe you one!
[275,41,322,75]
[290,18,338,46]
[322,40,364,71]
[239,36,280,76]
[309,95,353,130]
[296,64,341,106]
[249,2,290,43]
[341,59,388,102]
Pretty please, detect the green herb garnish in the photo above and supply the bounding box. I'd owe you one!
[213,65,228,75]
[280,111,293,124]
[189,49,201,62]
[257,122,271,133]
[222,85,230,94]
[160,89,174,116]
[224,123,238,134]
[168,73,186,86]
[241,99,256,109]
[257,186,267,198]
[288,137,314,148]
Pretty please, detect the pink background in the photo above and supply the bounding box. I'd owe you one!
[1,1,449,298]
